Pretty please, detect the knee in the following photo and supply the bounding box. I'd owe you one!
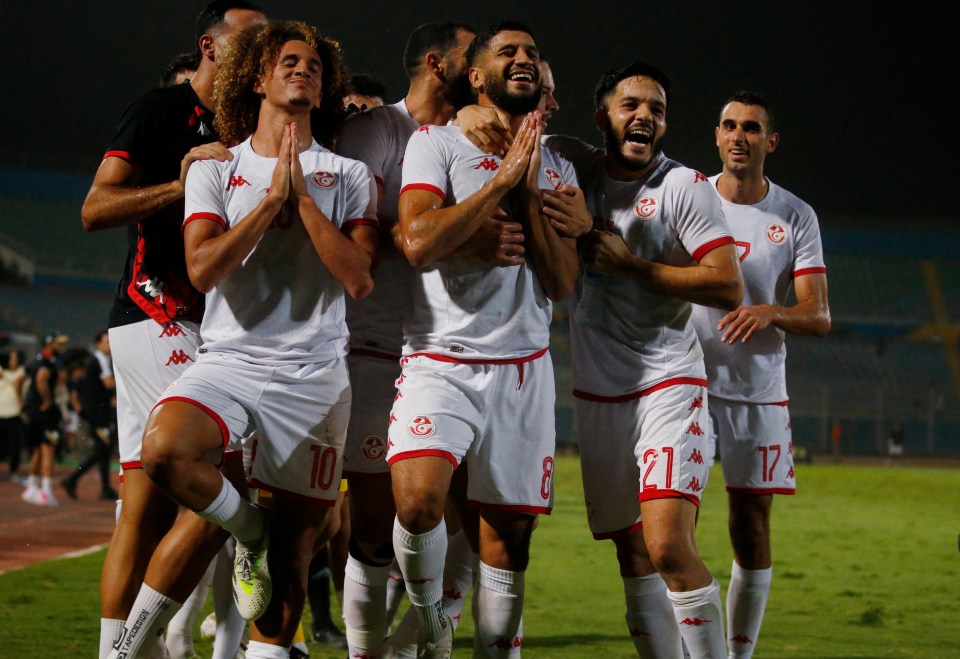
[644,534,695,578]
[140,420,185,487]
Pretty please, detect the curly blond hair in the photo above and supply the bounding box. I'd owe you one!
[213,20,347,146]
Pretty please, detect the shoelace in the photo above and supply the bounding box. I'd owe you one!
[237,550,254,582]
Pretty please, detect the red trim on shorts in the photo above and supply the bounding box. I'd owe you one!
[692,236,735,262]
[387,449,458,469]
[593,520,644,541]
[155,395,230,458]
[185,212,227,230]
[400,183,445,201]
[104,150,133,163]
[121,460,143,471]
[762,400,790,406]
[638,489,702,507]
[573,377,708,403]
[726,486,796,495]
[467,499,552,515]
[248,479,337,506]
[343,218,379,232]
[350,347,402,362]
[406,347,548,366]
[793,266,827,278]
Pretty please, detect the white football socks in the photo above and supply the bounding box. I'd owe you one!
[393,517,448,642]
[667,578,727,659]
[197,474,263,545]
[474,562,524,657]
[623,573,683,658]
[344,555,392,654]
[726,562,772,658]
[108,584,181,659]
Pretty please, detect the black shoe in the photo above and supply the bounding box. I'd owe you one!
[60,477,78,500]
[100,487,119,501]
[289,647,310,659]
[312,621,347,649]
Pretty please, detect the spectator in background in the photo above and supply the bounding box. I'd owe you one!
[887,423,905,459]
[0,349,26,479]
[161,52,200,87]
[343,72,387,111]
[61,330,119,501]
[21,332,70,506]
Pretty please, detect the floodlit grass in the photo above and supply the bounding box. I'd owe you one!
[1,457,956,657]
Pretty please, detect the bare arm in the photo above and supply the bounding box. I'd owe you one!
[455,104,514,156]
[399,115,537,268]
[585,234,744,310]
[81,143,233,232]
[35,368,53,412]
[718,271,830,344]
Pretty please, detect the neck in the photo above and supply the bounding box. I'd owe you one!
[716,169,768,205]
[251,106,313,157]
[189,59,217,110]
[405,77,456,126]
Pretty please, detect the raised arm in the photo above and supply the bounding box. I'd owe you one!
[718,271,830,344]
[585,235,744,310]
[81,143,233,232]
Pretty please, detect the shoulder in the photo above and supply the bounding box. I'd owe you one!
[766,180,817,221]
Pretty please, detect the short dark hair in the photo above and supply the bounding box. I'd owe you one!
[194,0,262,61]
[347,73,387,101]
[403,22,474,78]
[594,61,670,110]
[722,90,775,132]
[466,22,536,68]
[160,51,200,87]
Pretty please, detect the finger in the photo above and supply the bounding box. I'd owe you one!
[499,221,523,232]
[740,325,757,343]
[490,207,510,220]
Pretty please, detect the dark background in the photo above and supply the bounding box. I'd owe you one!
[0,1,951,224]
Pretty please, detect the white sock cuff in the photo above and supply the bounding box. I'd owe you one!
[244,640,290,658]
[393,516,447,551]
[141,583,177,609]
[667,578,720,608]
[345,554,393,586]
[731,561,773,585]
[623,572,667,597]
[198,474,240,523]
[478,561,523,595]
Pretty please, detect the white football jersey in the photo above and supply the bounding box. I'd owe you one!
[338,101,419,356]
[400,124,578,359]
[690,176,826,403]
[547,137,734,398]
[184,137,377,364]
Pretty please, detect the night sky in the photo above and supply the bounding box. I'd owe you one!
[0,1,951,224]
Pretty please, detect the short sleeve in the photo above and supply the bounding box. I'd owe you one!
[340,161,379,233]
[400,126,450,201]
[183,159,227,231]
[793,207,826,277]
[672,169,734,262]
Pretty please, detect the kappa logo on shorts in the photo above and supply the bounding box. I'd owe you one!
[685,421,704,436]
[787,466,795,479]
[688,449,704,465]
[767,223,787,245]
[788,441,793,454]
[688,396,703,411]
[312,171,337,188]
[686,477,703,492]
[633,195,659,220]
[159,324,186,338]
[165,349,195,366]
[407,415,435,438]
[361,435,387,460]
[543,166,563,189]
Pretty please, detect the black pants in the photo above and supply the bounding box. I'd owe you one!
[0,415,24,473]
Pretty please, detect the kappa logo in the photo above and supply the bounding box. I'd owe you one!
[407,415,435,438]
[361,435,387,460]
[736,241,751,262]
[633,195,659,220]
[418,125,430,133]
[389,412,398,426]
[629,628,652,637]
[767,223,787,245]
[159,324,186,338]
[443,587,464,601]
[474,157,500,171]
[165,350,195,366]
[693,171,708,183]
[686,421,704,436]
[137,276,166,303]
[487,637,523,650]
[688,449,704,465]
[544,166,563,189]
[312,170,337,188]
[228,175,252,188]
[680,617,711,626]
[687,477,703,492]
[688,396,703,411]
[787,466,795,479]
[730,635,754,644]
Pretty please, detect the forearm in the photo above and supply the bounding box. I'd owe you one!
[300,198,375,299]
[81,180,184,231]
[769,299,832,336]
[517,191,578,300]
[620,258,742,309]
[187,197,282,293]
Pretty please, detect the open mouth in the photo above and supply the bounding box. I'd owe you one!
[625,128,652,146]
[508,69,535,84]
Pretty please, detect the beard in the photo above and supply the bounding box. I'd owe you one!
[484,70,540,115]
[441,69,477,110]
[602,123,663,172]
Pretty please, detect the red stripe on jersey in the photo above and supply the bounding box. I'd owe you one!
[103,150,133,163]
[593,520,644,541]
[248,479,338,506]
[793,266,827,278]
[406,347,548,366]
[726,486,796,495]
[638,488,701,506]
[184,212,227,230]
[573,377,708,403]
[350,347,402,361]
[400,183,445,201]
[387,449,458,469]
[120,460,143,471]
[467,499,553,515]
[154,396,229,463]
[692,236,736,262]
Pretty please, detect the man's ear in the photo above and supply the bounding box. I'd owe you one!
[766,131,780,154]
[199,34,215,61]
[594,107,609,131]
[425,52,443,79]
[468,66,483,93]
